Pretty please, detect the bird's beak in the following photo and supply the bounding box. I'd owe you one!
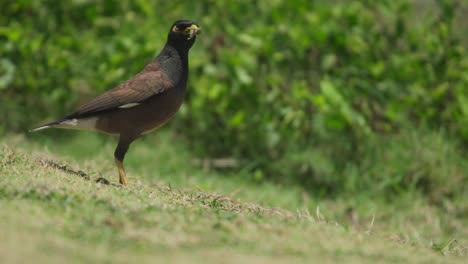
[186,25,201,40]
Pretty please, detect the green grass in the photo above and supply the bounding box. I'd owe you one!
[0,131,466,263]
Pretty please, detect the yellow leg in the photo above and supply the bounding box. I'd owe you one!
[115,158,128,185]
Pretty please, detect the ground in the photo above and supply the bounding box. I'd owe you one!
[0,132,466,263]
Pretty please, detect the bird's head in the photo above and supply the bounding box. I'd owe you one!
[167,20,201,50]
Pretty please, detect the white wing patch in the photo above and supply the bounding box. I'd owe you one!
[118,103,141,109]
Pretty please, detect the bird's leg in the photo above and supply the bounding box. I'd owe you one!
[115,158,128,185]
[114,139,131,185]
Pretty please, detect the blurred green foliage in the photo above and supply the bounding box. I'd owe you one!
[1,0,467,203]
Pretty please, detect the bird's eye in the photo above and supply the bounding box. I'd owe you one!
[172,25,180,32]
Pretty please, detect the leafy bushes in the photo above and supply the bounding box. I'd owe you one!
[1,0,467,201]
[181,1,468,198]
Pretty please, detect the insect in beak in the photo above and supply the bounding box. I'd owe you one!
[186,25,201,40]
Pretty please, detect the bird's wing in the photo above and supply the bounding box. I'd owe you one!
[70,63,174,118]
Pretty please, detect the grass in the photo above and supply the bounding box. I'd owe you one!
[0,131,466,263]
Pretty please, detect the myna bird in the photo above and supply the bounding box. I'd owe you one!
[31,20,201,185]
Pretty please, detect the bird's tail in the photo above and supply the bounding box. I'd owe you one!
[30,116,98,132]
[29,118,68,132]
